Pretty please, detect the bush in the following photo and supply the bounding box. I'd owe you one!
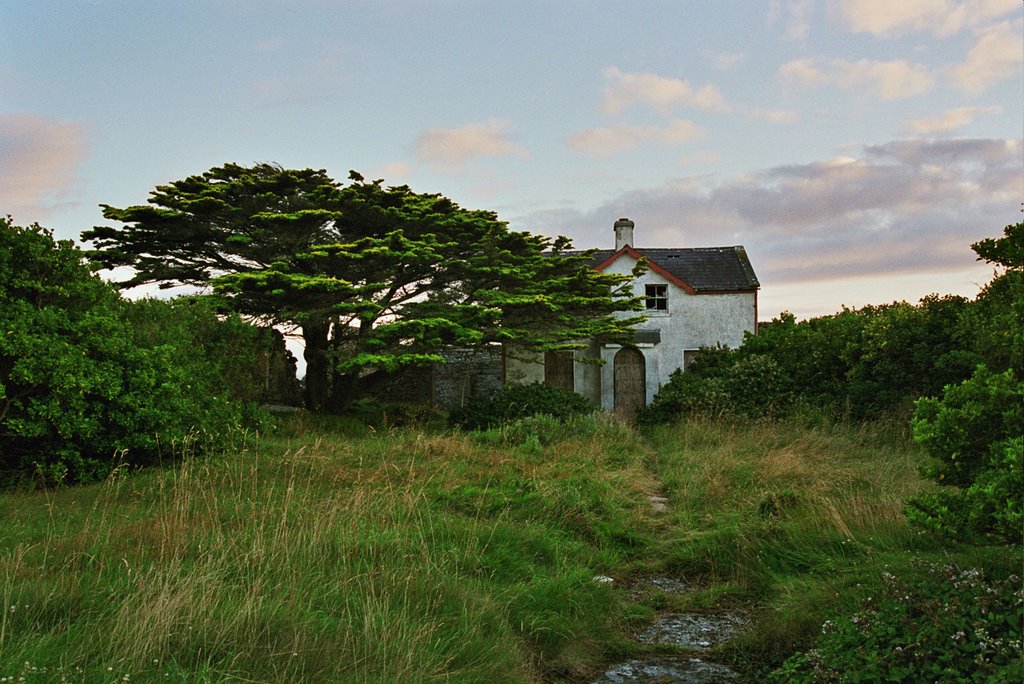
[0,218,254,483]
[448,382,596,431]
[770,561,1023,683]
[470,412,622,449]
[124,296,298,406]
[907,366,1023,544]
[638,351,791,425]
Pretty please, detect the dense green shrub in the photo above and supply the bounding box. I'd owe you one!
[770,561,1023,682]
[124,296,294,404]
[0,218,254,483]
[640,269,1007,426]
[471,412,623,449]
[907,366,1023,544]
[638,350,792,424]
[448,382,596,430]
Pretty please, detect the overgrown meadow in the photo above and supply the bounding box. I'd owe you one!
[2,411,1020,682]
[1,215,1020,682]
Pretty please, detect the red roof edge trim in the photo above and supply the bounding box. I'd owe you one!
[593,246,697,295]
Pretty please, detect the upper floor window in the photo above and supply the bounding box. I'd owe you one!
[645,284,668,311]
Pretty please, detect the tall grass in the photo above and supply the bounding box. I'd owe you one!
[2,412,1014,681]
[0,415,654,682]
[642,414,1020,674]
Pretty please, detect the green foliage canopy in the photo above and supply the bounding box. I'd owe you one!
[84,164,642,412]
[0,217,251,483]
[909,366,1023,544]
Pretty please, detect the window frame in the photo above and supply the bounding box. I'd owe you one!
[644,283,669,312]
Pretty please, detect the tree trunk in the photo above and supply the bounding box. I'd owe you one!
[302,320,331,411]
[327,371,358,414]
[325,317,373,414]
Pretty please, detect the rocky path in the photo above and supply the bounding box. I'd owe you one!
[589,575,745,683]
[588,494,745,683]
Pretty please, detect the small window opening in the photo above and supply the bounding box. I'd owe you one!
[645,284,668,311]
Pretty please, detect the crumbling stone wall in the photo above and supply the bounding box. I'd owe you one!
[432,347,504,410]
[353,347,504,411]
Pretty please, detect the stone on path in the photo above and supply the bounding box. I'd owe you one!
[636,613,746,650]
[590,656,738,683]
[648,495,669,513]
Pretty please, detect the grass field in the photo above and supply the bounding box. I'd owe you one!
[0,412,1018,682]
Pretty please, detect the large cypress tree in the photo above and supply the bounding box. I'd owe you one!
[84,164,642,411]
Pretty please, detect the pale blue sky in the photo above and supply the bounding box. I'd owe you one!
[2,0,1022,319]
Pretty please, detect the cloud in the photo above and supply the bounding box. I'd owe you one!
[677,150,722,167]
[948,20,1024,95]
[837,0,1019,37]
[769,0,815,40]
[567,120,705,157]
[414,119,528,170]
[0,114,89,223]
[904,106,1003,134]
[601,66,730,115]
[703,50,746,70]
[746,108,800,125]
[366,162,414,185]
[515,137,1022,290]
[779,57,935,99]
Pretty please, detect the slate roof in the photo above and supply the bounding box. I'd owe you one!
[585,246,760,293]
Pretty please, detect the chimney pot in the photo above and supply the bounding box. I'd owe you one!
[614,217,635,250]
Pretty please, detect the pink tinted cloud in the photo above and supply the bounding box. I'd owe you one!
[567,120,704,157]
[948,20,1024,95]
[518,137,1022,289]
[0,114,89,223]
[779,57,936,100]
[601,67,730,115]
[838,0,1019,37]
[414,119,528,170]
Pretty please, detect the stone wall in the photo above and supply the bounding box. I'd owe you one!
[355,346,504,411]
[432,347,504,410]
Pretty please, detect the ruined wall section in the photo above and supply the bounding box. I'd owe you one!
[432,347,504,410]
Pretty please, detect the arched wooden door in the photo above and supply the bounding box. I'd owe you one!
[614,347,646,416]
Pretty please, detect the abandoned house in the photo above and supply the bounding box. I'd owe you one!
[365,217,759,414]
[505,218,760,415]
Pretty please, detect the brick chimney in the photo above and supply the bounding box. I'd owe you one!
[614,217,634,250]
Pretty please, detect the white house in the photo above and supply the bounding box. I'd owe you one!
[505,218,760,414]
